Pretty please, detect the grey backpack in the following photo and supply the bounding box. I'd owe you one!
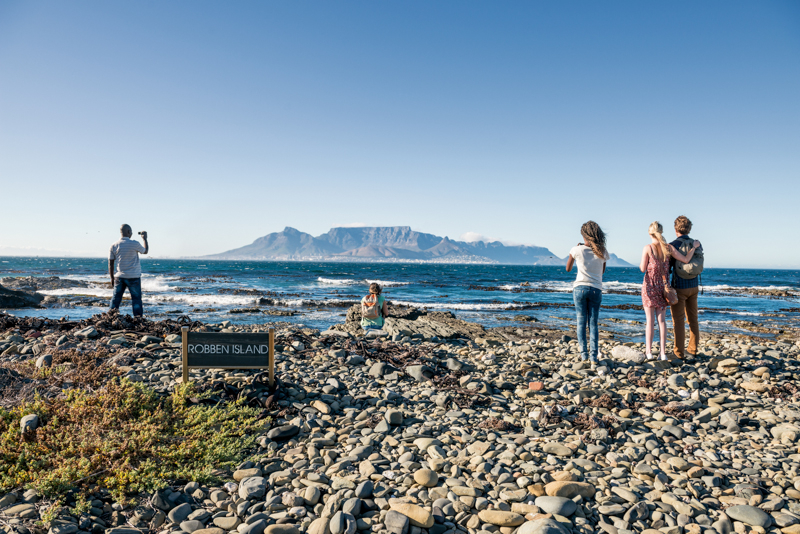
[674,236,704,279]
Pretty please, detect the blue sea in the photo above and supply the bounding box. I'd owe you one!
[2,257,799,340]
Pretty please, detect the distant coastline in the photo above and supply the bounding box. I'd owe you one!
[3,255,800,271]
[203,226,634,267]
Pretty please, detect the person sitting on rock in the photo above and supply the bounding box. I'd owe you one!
[361,282,389,331]
[109,224,148,316]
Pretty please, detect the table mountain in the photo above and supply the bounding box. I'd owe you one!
[207,226,632,266]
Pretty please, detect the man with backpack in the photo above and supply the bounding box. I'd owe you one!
[361,282,389,332]
[669,215,703,360]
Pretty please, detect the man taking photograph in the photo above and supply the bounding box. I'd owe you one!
[109,224,149,316]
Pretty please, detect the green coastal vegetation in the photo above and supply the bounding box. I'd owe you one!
[0,349,269,503]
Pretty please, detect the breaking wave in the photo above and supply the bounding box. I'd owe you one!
[317,277,358,286]
[317,277,410,288]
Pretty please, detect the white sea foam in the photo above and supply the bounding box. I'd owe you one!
[367,279,410,287]
[39,274,173,297]
[495,282,573,292]
[392,300,528,311]
[148,294,255,307]
[140,274,173,292]
[317,277,410,288]
[40,287,112,298]
[495,280,641,292]
[603,281,643,291]
[317,277,358,285]
[704,284,798,291]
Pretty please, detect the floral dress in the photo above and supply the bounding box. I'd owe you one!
[642,244,670,308]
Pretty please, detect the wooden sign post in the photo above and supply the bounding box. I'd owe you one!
[181,327,276,387]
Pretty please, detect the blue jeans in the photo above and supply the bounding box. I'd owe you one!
[573,285,602,361]
[110,277,143,317]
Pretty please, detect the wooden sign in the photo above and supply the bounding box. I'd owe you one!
[181,327,275,387]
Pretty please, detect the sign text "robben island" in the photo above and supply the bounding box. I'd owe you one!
[181,328,276,386]
[188,343,270,355]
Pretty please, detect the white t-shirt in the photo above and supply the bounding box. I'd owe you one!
[570,245,609,290]
[109,237,146,278]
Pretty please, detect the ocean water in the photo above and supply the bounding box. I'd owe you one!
[2,257,799,341]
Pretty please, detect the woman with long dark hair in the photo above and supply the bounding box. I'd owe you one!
[566,221,609,364]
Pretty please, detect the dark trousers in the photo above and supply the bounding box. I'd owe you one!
[110,277,144,317]
[670,286,699,357]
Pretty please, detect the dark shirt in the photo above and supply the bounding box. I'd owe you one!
[670,236,699,289]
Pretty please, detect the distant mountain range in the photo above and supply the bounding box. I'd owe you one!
[205,226,633,266]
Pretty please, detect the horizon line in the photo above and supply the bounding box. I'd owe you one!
[1,254,798,271]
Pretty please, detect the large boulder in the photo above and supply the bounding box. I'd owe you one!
[332,303,495,340]
[611,345,646,364]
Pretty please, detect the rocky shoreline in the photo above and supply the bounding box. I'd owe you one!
[1,309,800,534]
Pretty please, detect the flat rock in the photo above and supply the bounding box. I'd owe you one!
[168,503,193,524]
[267,424,299,441]
[516,519,570,534]
[477,510,525,527]
[238,477,267,500]
[233,468,262,481]
[534,497,576,516]
[414,469,439,488]
[541,443,572,457]
[725,505,771,528]
[389,502,434,528]
[544,481,595,499]
[213,517,241,530]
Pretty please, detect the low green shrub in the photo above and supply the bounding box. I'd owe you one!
[0,378,268,501]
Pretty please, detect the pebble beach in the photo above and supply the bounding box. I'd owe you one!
[2,302,800,534]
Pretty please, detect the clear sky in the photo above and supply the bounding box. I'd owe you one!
[1,1,798,267]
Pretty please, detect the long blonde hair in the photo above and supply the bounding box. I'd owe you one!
[580,221,607,259]
[648,221,670,259]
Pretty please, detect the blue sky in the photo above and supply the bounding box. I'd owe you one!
[1,1,798,267]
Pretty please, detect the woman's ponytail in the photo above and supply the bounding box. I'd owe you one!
[648,221,670,257]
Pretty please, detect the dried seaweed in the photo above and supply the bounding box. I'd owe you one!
[0,309,203,338]
[0,349,119,408]
[627,368,649,388]
[661,401,696,419]
[582,394,617,409]
[572,412,619,436]
[767,382,800,400]
[538,404,564,426]
[478,417,520,432]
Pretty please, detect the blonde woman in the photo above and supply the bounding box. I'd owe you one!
[640,221,700,360]
[566,221,609,364]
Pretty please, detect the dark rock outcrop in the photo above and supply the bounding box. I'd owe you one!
[0,284,45,309]
[1,276,91,292]
[331,303,496,340]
